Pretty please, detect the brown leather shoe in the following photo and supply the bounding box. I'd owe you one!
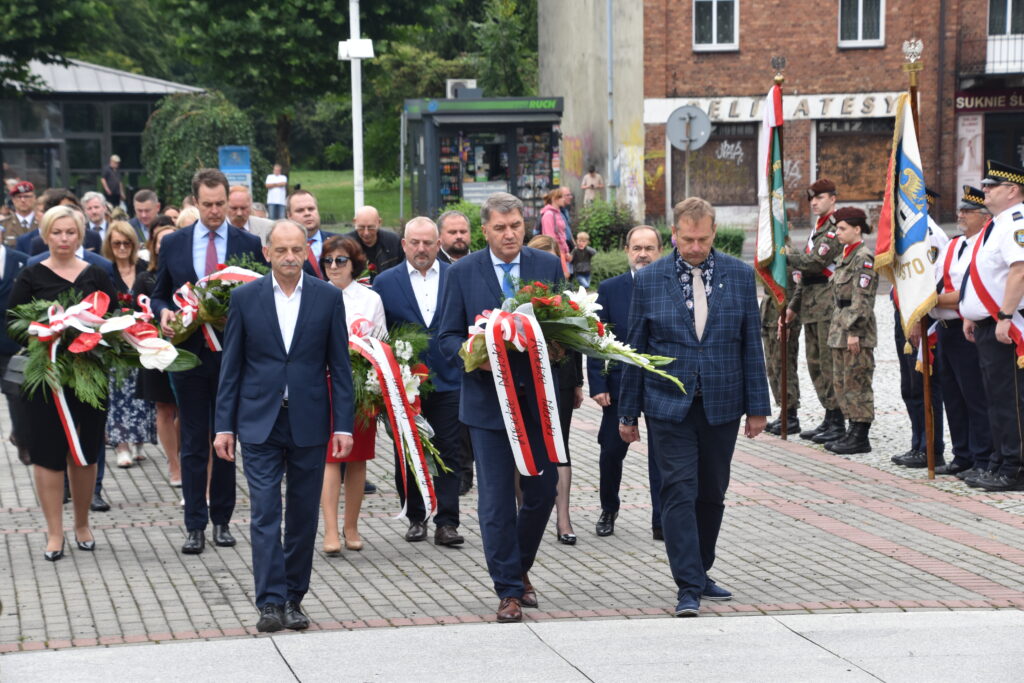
[496,597,523,623]
[434,525,464,546]
[521,573,538,608]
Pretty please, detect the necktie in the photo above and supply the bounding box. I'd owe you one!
[205,230,218,276]
[92,224,101,232]
[307,238,322,278]
[691,266,708,341]
[22,219,29,230]
[498,263,516,299]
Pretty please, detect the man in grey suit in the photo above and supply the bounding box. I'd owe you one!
[228,185,275,244]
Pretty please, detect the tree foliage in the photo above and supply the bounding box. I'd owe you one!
[0,2,110,93]
[141,92,271,205]
[472,0,538,97]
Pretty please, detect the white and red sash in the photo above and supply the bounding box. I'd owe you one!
[967,222,1024,366]
[478,305,567,477]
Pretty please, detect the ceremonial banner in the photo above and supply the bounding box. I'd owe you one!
[876,93,937,336]
[755,82,788,306]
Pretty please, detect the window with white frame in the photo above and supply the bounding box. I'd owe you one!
[989,0,1024,35]
[838,0,885,48]
[693,0,738,51]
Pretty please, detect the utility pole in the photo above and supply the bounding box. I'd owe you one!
[338,0,375,210]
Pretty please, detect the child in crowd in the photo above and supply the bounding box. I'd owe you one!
[570,232,596,289]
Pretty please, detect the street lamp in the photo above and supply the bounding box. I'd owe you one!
[338,0,375,211]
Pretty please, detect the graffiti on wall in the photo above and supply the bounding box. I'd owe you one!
[561,133,592,180]
[783,159,803,189]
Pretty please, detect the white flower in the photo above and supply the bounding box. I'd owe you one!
[98,315,137,334]
[133,337,180,371]
[564,286,603,317]
[363,372,382,394]
[394,339,413,363]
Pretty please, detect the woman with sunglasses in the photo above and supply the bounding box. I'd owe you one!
[318,235,385,554]
[102,220,156,469]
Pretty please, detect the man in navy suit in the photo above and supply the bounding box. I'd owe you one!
[20,226,102,255]
[26,246,113,277]
[588,225,663,539]
[438,192,565,623]
[214,220,354,633]
[373,217,464,546]
[619,197,770,617]
[153,168,264,555]
[0,244,29,465]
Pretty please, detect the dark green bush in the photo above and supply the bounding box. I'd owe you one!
[588,249,630,287]
[577,200,636,251]
[715,227,745,257]
[142,92,271,205]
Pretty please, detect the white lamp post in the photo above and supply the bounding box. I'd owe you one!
[338,0,375,210]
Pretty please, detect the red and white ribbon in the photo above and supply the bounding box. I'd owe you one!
[25,291,111,467]
[172,283,221,351]
[348,319,436,518]
[480,304,567,477]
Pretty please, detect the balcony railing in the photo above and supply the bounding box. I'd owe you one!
[959,34,1024,76]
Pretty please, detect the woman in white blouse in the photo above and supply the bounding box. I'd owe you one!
[319,235,385,554]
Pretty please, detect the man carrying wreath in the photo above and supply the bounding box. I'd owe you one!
[438,192,564,623]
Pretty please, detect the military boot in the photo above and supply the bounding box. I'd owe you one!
[800,409,834,440]
[765,415,783,435]
[767,408,800,436]
[812,411,846,444]
[828,422,871,454]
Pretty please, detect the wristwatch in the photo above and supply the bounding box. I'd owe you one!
[618,416,638,426]
[998,311,1013,320]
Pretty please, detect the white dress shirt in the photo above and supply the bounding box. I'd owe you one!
[0,244,6,280]
[960,202,1024,321]
[272,273,303,402]
[407,259,440,326]
[341,280,386,334]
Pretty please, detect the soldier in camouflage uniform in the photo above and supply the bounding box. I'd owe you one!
[760,273,800,435]
[785,179,844,443]
[824,207,877,454]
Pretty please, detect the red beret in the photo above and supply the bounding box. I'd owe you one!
[806,178,836,200]
[10,181,34,197]
[832,206,866,223]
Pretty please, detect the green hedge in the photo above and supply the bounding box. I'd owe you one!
[588,249,630,288]
[576,199,637,251]
[715,227,745,257]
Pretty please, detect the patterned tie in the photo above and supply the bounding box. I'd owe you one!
[691,266,708,341]
[498,263,516,299]
[205,230,218,276]
[307,238,322,278]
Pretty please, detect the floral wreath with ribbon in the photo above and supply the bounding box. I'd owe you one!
[167,264,264,351]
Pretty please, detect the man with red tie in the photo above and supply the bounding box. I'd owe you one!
[153,168,265,554]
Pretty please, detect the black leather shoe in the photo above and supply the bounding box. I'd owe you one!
[256,604,285,633]
[434,525,465,546]
[181,530,205,554]
[595,510,617,537]
[965,469,994,488]
[652,527,664,541]
[935,461,971,476]
[405,521,428,542]
[283,601,310,630]
[894,450,944,468]
[364,480,378,494]
[800,410,833,440]
[765,416,783,435]
[212,524,236,547]
[978,473,1024,492]
[891,449,918,465]
[90,490,110,512]
[44,539,66,562]
[812,422,846,444]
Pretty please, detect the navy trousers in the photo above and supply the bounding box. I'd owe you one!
[469,426,557,599]
[895,309,944,454]
[396,390,462,528]
[936,321,992,470]
[176,353,235,531]
[646,399,739,601]
[597,402,662,528]
[241,407,326,608]
[974,322,1024,478]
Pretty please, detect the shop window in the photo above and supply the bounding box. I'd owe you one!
[63,103,102,133]
[672,123,757,206]
[110,103,150,133]
[815,119,894,202]
[839,0,884,48]
[693,0,738,52]
[989,0,1024,34]
[67,138,102,170]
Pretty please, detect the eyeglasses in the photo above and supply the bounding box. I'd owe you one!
[322,256,351,267]
[111,240,132,248]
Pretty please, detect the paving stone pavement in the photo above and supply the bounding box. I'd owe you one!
[1,295,1023,655]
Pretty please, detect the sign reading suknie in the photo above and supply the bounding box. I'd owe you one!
[954,90,1024,113]
[645,92,903,124]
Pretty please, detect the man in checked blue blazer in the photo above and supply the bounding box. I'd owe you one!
[438,192,564,623]
[618,197,770,617]
[372,217,463,547]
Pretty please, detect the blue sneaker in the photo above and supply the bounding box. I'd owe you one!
[702,578,732,601]
[674,596,700,617]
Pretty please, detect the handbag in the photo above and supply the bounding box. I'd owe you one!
[1,354,28,394]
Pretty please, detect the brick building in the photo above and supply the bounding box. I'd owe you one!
[540,0,1024,226]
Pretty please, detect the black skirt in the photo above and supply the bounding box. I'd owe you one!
[136,368,176,404]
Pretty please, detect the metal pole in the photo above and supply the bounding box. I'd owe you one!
[776,72,789,439]
[683,116,691,199]
[605,0,614,202]
[904,49,934,479]
[399,109,406,221]
[350,0,365,210]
